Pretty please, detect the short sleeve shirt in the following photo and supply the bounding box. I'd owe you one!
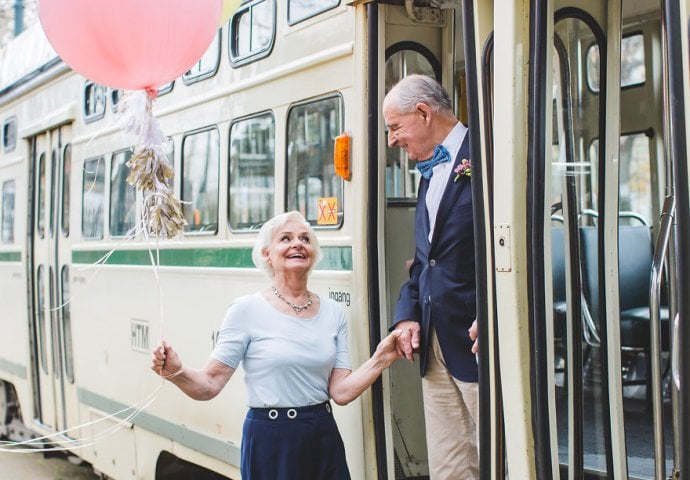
[210,292,351,408]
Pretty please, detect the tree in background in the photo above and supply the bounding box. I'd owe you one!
[0,0,38,49]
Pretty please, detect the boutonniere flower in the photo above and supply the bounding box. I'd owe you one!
[454,159,471,182]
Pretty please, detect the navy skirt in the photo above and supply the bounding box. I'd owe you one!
[241,402,351,480]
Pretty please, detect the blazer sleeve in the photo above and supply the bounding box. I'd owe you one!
[391,254,423,328]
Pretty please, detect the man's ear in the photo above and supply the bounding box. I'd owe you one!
[415,103,433,124]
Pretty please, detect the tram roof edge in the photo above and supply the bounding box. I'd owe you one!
[0,23,59,95]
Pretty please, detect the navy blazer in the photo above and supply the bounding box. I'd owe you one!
[393,135,477,382]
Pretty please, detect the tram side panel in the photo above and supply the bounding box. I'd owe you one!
[0,134,30,439]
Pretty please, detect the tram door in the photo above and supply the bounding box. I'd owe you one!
[546,2,677,478]
[381,3,462,478]
[29,125,76,436]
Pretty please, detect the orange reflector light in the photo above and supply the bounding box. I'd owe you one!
[334,131,351,181]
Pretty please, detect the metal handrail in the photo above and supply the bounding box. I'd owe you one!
[649,195,675,480]
[672,313,680,390]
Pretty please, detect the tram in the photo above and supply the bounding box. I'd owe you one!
[0,1,688,479]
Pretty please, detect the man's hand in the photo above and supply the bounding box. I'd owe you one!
[394,320,421,362]
[469,319,479,353]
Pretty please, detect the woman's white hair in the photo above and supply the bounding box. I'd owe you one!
[252,211,323,278]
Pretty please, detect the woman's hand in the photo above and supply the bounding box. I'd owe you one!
[329,330,404,406]
[374,329,404,368]
[151,340,183,379]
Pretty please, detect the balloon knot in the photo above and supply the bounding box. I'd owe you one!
[145,87,159,99]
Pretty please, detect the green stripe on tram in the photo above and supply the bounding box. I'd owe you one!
[0,251,21,262]
[72,246,353,271]
[77,388,240,467]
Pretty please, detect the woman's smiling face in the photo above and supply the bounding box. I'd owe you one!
[265,219,315,276]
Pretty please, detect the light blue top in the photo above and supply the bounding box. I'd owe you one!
[210,292,351,408]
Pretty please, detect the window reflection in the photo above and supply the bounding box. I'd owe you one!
[229,113,275,230]
[286,96,343,226]
[82,157,106,239]
[230,0,275,64]
[182,128,219,234]
[110,150,137,237]
[288,0,339,24]
[1,180,15,243]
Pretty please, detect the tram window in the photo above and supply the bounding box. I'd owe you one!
[111,89,123,112]
[110,149,136,237]
[182,127,220,234]
[36,264,49,374]
[228,113,275,231]
[589,133,652,224]
[61,265,75,383]
[2,117,16,153]
[288,0,339,25]
[229,0,275,66]
[183,31,221,84]
[62,145,71,237]
[49,149,57,237]
[83,81,107,122]
[1,179,15,243]
[286,96,343,227]
[82,157,106,240]
[587,33,645,92]
[37,152,46,239]
[158,82,174,96]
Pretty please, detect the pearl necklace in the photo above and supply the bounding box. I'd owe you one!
[272,286,313,314]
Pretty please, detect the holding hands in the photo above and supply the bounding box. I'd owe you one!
[393,320,421,362]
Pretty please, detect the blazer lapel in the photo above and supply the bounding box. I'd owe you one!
[417,177,432,244]
[430,135,471,245]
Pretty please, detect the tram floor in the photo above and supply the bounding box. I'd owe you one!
[554,378,675,479]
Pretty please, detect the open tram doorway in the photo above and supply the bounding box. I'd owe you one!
[545,2,679,478]
[26,125,77,439]
[380,3,468,478]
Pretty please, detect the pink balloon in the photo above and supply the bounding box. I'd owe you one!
[37,0,222,91]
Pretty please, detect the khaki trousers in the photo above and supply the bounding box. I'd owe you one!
[422,328,479,480]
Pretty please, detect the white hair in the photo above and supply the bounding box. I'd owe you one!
[252,211,323,278]
[384,74,453,115]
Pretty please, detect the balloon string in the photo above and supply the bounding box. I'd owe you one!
[3,174,177,454]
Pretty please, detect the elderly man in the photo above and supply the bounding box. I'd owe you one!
[384,74,479,479]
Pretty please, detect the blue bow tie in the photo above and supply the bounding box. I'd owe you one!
[416,145,451,180]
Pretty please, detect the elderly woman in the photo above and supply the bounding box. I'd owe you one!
[151,210,402,480]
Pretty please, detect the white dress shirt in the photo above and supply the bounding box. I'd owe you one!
[425,122,468,242]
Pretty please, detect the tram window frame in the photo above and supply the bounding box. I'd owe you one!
[109,149,137,238]
[228,111,276,232]
[228,0,276,68]
[287,0,340,26]
[285,94,344,229]
[60,265,75,383]
[110,89,123,113]
[61,144,71,237]
[586,32,646,92]
[181,126,220,235]
[182,31,221,85]
[1,179,15,244]
[158,81,174,96]
[37,152,46,239]
[2,117,17,153]
[81,156,106,240]
[83,81,107,123]
[384,41,441,200]
[36,264,49,374]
